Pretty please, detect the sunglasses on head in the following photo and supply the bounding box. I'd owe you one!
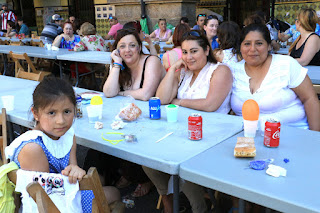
[207,15,217,20]
[198,14,206,17]
[183,30,201,38]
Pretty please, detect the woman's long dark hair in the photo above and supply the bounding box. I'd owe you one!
[112,29,143,89]
[181,30,217,63]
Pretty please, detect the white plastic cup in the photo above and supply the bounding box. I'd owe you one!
[86,105,101,123]
[243,119,258,137]
[1,95,14,111]
[165,104,179,122]
[259,116,268,136]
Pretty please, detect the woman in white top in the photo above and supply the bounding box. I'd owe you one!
[232,23,320,130]
[156,30,232,112]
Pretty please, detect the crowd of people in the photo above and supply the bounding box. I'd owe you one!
[3,5,320,213]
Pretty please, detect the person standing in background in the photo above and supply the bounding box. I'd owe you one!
[1,3,16,33]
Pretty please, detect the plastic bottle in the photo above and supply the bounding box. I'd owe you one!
[44,37,48,49]
[76,95,83,118]
[159,47,165,62]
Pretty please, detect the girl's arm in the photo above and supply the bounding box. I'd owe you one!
[295,35,320,66]
[61,135,86,184]
[120,56,166,101]
[18,143,50,172]
[292,75,320,131]
[156,59,183,104]
[149,31,156,38]
[103,49,123,97]
[171,65,233,112]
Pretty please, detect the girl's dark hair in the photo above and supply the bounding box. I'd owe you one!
[217,21,240,55]
[236,23,271,58]
[7,20,15,29]
[243,14,265,26]
[123,21,142,33]
[172,23,190,47]
[181,30,217,63]
[32,77,76,114]
[112,29,143,89]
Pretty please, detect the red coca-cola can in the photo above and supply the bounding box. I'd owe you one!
[263,118,281,147]
[188,113,202,140]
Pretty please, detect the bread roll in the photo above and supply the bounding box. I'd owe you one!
[234,137,256,157]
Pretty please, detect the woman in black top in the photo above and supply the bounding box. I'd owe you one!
[289,8,320,66]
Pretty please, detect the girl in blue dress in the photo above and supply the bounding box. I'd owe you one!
[6,77,95,212]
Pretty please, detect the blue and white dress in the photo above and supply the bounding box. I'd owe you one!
[6,127,94,213]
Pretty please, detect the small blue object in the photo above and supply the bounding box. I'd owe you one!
[249,160,266,170]
[284,158,290,163]
[113,62,125,70]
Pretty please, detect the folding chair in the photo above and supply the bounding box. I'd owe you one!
[9,41,24,46]
[8,51,51,78]
[16,70,45,81]
[30,40,44,47]
[0,108,8,165]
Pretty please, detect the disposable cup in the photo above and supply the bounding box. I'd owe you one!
[165,104,179,122]
[1,95,14,111]
[243,119,258,138]
[86,105,102,123]
[259,116,268,136]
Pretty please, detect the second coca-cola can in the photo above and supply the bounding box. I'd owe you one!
[263,118,281,147]
[188,113,202,140]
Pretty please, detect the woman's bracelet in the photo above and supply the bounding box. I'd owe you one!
[113,62,125,70]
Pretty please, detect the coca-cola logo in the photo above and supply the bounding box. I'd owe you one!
[272,130,280,139]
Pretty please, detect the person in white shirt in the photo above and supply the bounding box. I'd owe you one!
[231,23,320,130]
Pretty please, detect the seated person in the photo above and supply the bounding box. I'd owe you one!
[232,23,320,130]
[74,22,107,51]
[40,14,63,43]
[162,23,190,71]
[5,77,121,212]
[144,30,232,213]
[103,29,166,100]
[17,17,29,36]
[5,20,17,38]
[289,8,320,66]
[104,16,123,40]
[52,21,80,49]
[150,19,172,42]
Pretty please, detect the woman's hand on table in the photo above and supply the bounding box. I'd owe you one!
[61,164,86,184]
[111,49,123,64]
[171,98,182,106]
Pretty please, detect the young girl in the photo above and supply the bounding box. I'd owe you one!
[5,77,119,212]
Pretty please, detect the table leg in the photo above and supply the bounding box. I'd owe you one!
[3,53,8,75]
[7,120,14,143]
[75,62,79,87]
[173,175,179,213]
[238,199,245,213]
[59,61,63,78]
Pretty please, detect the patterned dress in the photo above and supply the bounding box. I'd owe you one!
[9,128,94,213]
[74,34,108,51]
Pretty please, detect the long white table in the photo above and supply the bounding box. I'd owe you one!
[180,126,320,213]
[0,37,42,44]
[0,76,243,213]
[306,66,320,85]
[0,45,70,59]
